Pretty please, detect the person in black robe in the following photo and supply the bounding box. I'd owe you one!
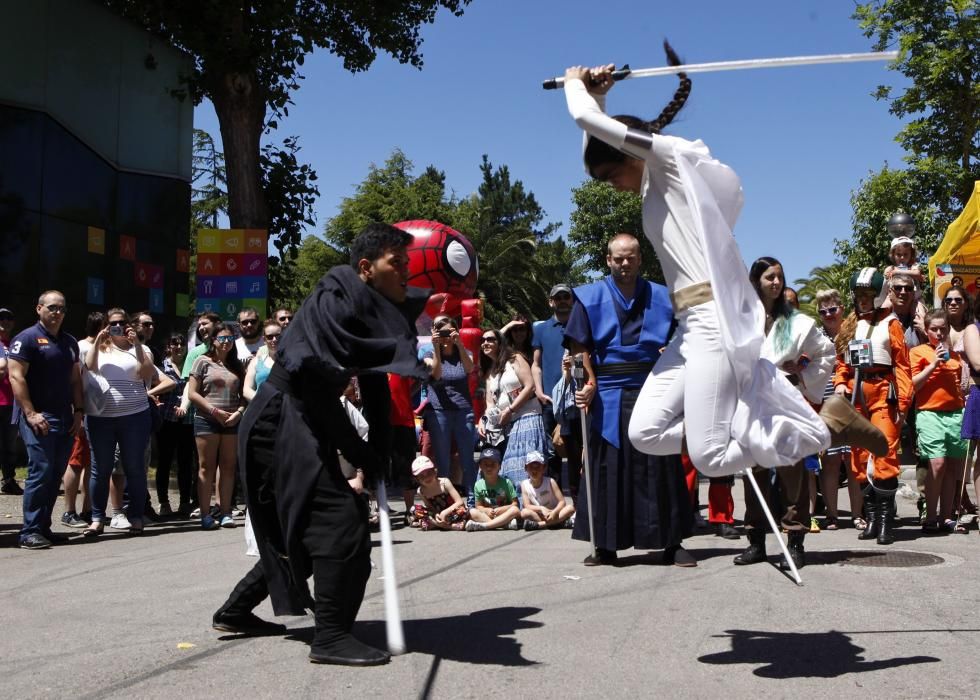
[211,223,429,666]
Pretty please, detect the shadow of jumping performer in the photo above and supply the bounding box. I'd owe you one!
[698,629,939,678]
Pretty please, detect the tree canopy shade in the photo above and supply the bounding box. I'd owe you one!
[104,0,472,229]
[831,0,979,287]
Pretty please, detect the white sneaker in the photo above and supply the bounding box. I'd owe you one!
[189,507,201,518]
[465,520,486,532]
[566,514,576,529]
[507,519,520,530]
[958,513,977,526]
[110,513,132,530]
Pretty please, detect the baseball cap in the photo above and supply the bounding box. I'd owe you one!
[411,455,436,476]
[549,284,572,298]
[890,236,915,252]
[525,450,545,466]
[478,447,501,463]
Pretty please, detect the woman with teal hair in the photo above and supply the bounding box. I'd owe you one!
[733,257,836,571]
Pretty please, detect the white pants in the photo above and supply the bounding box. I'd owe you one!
[628,301,756,474]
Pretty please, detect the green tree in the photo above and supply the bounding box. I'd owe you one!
[449,156,564,325]
[793,263,851,318]
[105,0,471,237]
[324,149,454,254]
[836,1,980,279]
[568,180,664,283]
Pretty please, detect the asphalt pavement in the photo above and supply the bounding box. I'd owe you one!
[1,478,979,699]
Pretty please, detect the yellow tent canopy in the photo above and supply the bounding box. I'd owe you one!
[928,181,980,284]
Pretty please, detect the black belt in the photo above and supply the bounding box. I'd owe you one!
[266,363,295,395]
[860,366,894,378]
[595,362,654,377]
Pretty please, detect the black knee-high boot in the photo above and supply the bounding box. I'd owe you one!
[309,557,389,666]
[875,477,899,545]
[213,562,285,635]
[858,487,879,540]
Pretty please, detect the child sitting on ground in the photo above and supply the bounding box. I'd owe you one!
[411,456,469,531]
[519,451,575,530]
[466,447,521,531]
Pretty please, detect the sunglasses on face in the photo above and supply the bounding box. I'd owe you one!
[552,293,572,301]
[108,320,127,327]
[239,319,258,326]
[892,285,913,293]
[265,333,281,341]
[945,297,964,305]
[818,307,840,317]
[213,336,235,344]
[481,337,497,344]
[277,316,292,323]
[44,305,65,313]
[0,315,13,322]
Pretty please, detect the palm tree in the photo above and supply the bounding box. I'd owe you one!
[794,263,851,318]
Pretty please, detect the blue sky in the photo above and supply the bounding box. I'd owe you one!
[194,0,910,286]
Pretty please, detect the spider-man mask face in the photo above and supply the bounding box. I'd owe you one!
[395,220,479,298]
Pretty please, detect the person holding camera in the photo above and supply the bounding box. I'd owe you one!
[833,269,913,545]
[82,308,157,537]
[422,316,477,498]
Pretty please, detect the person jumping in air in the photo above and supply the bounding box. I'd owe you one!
[561,42,886,477]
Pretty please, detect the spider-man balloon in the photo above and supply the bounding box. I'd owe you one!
[395,220,479,299]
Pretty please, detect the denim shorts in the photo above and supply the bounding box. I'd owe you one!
[193,413,239,437]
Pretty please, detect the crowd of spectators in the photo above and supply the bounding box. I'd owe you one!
[5,227,980,552]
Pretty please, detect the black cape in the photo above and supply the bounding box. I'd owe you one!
[240,265,430,615]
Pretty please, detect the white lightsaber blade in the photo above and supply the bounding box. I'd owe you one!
[542,50,898,90]
[376,480,406,655]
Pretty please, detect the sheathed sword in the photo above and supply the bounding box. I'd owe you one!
[573,355,597,559]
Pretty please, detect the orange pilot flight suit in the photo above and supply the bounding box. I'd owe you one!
[833,312,913,484]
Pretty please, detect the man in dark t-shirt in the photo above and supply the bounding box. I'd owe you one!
[6,290,83,549]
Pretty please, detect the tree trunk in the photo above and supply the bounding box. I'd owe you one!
[210,71,268,229]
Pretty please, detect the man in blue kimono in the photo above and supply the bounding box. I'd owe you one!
[565,234,694,567]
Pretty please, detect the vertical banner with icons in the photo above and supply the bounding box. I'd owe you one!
[196,229,268,321]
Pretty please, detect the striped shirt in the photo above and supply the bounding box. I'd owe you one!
[95,345,149,418]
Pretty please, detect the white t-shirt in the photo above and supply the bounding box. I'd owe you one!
[235,337,264,361]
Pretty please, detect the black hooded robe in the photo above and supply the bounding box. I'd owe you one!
[238,265,429,616]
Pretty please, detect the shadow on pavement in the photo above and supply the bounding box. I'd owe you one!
[286,606,543,667]
[698,629,940,678]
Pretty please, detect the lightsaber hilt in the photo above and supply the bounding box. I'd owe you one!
[543,64,631,90]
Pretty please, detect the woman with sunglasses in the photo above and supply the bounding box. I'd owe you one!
[814,289,865,530]
[188,322,246,530]
[83,308,157,536]
[422,316,476,496]
[155,332,195,517]
[479,329,546,489]
[243,320,281,401]
[940,287,977,518]
[500,315,533,364]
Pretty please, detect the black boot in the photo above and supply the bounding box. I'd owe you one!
[779,532,806,571]
[858,489,879,540]
[733,530,767,565]
[877,491,897,545]
[309,558,390,666]
[213,562,286,635]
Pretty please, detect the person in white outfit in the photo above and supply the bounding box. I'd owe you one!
[561,43,885,478]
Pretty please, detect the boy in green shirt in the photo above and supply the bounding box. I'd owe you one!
[466,447,520,531]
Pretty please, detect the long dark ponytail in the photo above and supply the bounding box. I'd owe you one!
[584,40,692,175]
